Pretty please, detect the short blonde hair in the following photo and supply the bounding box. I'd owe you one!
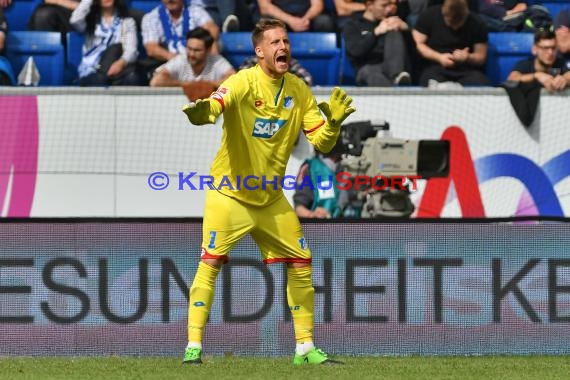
[252,18,287,47]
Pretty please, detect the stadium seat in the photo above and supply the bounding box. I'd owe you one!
[65,32,86,84]
[6,31,65,86]
[3,0,42,31]
[486,32,534,86]
[0,56,17,85]
[220,32,254,69]
[130,0,158,15]
[288,32,341,86]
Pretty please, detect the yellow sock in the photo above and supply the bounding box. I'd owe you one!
[286,266,314,343]
[187,261,220,343]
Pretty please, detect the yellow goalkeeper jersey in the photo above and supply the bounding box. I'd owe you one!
[208,65,326,207]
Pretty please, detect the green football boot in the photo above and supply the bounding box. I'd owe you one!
[183,347,202,364]
[293,347,343,365]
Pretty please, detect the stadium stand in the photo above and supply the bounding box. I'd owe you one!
[219,31,253,69]
[4,0,42,31]
[288,32,341,86]
[486,32,534,85]
[220,32,341,86]
[6,31,65,86]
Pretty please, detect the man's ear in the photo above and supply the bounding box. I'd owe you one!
[255,46,264,59]
[531,45,538,56]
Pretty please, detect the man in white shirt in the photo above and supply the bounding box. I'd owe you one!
[150,27,235,96]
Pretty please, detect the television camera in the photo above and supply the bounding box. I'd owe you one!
[336,120,450,218]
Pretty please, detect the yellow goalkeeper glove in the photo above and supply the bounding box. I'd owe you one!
[317,87,356,128]
[182,99,217,125]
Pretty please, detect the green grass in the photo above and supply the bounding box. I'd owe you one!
[2,356,570,380]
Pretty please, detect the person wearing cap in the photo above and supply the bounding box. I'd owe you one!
[554,8,570,71]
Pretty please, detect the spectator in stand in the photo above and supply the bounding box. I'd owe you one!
[412,0,490,87]
[555,8,570,71]
[333,0,365,30]
[507,28,570,92]
[343,0,412,86]
[476,0,527,32]
[140,0,220,83]
[70,0,141,86]
[28,0,143,35]
[256,0,335,32]
[239,55,313,86]
[150,27,234,94]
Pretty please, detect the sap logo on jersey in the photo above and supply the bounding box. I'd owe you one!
[252,118,287,138]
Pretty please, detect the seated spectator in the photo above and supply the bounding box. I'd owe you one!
[413,0,490,87]
[507,29,570,92]
[293,142,360,218]
[141,0,220,83]
[239,55,313,85]
[343,0,412,86]
[333,0,366,30]
[477,0,527,32]
[28,0,143,35]
[70,0,141,86]
[256,0,335,32]
[555,9,569,70]
[150,27,235,97]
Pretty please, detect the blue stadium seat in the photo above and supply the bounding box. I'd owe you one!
[486,32,534,85]
[0,56,17,85]
[3,0,42,31]
[6,31,65,86]
[220,32,253,69]
[130,0,158,15]
[65,32,86,84]
[288,32,341,86]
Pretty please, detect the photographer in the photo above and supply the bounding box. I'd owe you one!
[293,140,361,219]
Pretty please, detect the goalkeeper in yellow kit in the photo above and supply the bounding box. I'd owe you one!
[181,18,356,365]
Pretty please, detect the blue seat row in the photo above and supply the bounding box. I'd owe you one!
[2,31,343,86]
[0,30,549,87]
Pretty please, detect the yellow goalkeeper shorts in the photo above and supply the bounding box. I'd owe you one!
[200,189,312,264]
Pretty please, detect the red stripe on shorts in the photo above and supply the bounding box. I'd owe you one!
[200,247,229,263]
